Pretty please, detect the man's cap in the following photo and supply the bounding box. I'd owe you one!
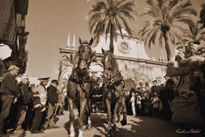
[51,79,58,84]
[38,77,49,81]
[8,65,19,71]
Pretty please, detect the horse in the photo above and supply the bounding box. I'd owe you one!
[66,37,96,137]
[101,49,127,135]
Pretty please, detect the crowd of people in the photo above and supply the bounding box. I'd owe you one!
[124,79,174,120]
[0,43,205,136]
[0,65,64,136]
[124,43,205,128]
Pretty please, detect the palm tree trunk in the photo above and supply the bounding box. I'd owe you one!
[163,32,171,61]
[109,24,114,53]
[58,61,63,82]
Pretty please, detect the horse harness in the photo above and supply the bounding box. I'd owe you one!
[103,70,124,101]
[69,67,93,95]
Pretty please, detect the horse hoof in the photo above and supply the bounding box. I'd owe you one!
[120,119,127,126]
[70,133,75,137]
[70,130,75,137]
[79,130,83,137]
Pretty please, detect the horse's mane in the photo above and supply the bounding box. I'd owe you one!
[104,50,119,72]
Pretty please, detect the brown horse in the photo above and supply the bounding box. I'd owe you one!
[101,49,127,135]
[66,38,96,137]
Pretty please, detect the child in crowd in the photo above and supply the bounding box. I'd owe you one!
[130,88,136,116]
[151,91,161,116]
[136,92,142,116]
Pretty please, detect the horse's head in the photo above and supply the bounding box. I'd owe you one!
[77,37,93,69]
[101,48,116,71]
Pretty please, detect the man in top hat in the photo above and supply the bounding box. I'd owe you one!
[0,65,21,135]
[44,79,59,129]
[30,77,49,133]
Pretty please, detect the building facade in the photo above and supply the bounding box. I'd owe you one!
[59,34,167,88]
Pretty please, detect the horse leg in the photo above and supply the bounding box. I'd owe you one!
[68,97,75,137]
[120,97,127,126]
[113,101,120,127]
[86,99,92,129]
[117,104,122,123]
[79,97,87,137]
[105,98,112,131]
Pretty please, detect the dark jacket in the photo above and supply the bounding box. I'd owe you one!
[47,85,58,105]
[0,72,21,97]
[19,83,32,105]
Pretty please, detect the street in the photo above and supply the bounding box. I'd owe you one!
[10,111,204,137]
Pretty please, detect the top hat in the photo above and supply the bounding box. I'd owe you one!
[51,79,58,85]
[38,77,49,81]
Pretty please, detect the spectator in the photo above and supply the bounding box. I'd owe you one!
[30,77,48,134]
[44,80,59,129]
[159,79,175,120]
[130,88,136,116]
[0,65,21,135]
[136,92,142,116]
[22,83,35,131]
[13,76,32,131]
[151,91,161,117]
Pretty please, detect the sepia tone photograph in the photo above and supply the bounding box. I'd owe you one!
[0,0,205,137]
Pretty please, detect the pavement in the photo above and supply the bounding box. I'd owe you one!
[8,111,205,137]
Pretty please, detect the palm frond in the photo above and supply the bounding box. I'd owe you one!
[105,19,112,41]
[141,10,160,18]
[199,27,205,35]
[119,16,132,37]
[145,0,162,16]
[159,33,163,48]
[138,21,150,36]
[115,0,125,8]
[172,25,188,34]
[168,31,176,45]
[89,13,102,25]
[168,0,179,9]
[169,29,182,44]
[150,29,159,46]
[174,0,192,10]
[118,2,135,12]
[144,27,159,48]
[115,18,124,39]
[89,1,107,14]
[153,19,162,27]
[120,10,135,20]
[171,8,197,19]
[174,18,195,26]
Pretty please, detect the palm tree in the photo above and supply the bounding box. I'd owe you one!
[60,54,76,79]
[139,0,197,61]
[182,22,205,45]
[88,0,136,53]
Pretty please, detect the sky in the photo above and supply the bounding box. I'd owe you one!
[25,0,204,79]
